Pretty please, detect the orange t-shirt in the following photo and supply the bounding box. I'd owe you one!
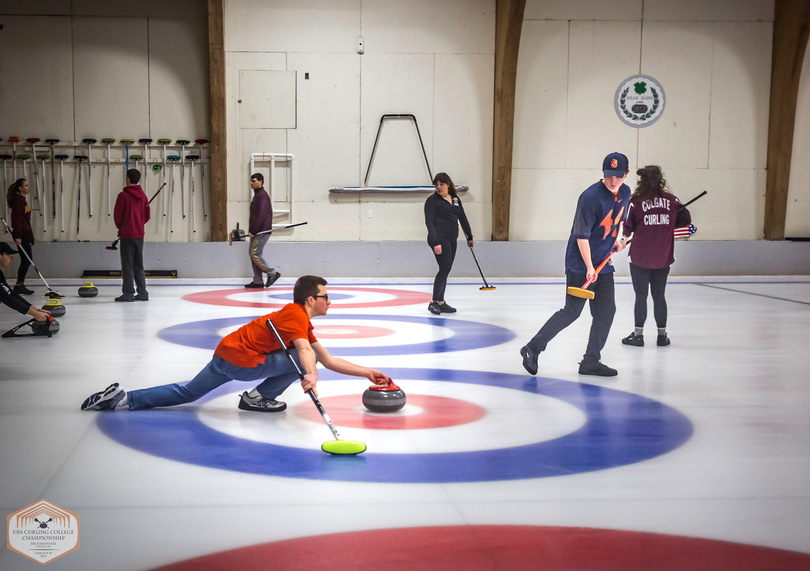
[214,303,317,368]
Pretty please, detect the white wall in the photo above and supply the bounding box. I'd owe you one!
[512,0,779,241]
[3,0,809,250]
[0,1,210,243]
[222,0,495,242]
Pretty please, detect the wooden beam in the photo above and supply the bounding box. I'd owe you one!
[208,0,227,241]
[764,0,810,240]
[491,0,526,241]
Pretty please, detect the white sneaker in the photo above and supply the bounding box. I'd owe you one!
[81,383,126,411]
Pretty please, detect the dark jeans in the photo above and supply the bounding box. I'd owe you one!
[629,263,670,328]
[431,238,457,302]
[16,235,32,284]
[527,271,616,364]
[120,237,147,297]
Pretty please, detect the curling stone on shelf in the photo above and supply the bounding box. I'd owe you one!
[43,298,66,317]
[78,281,98,298]
[362,379,406,413]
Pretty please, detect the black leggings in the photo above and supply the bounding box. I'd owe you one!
[629,263,670,328]
[16,235,33,284]
[431,237,457,302]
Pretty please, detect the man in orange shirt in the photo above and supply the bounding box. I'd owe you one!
[81,275,390,412]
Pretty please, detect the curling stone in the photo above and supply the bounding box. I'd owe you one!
[362,380,406,413]
[31,318,60,336]
[78,281,98,298]
[42,298,66,317]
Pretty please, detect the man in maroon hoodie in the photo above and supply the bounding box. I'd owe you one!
[114,169,150,302]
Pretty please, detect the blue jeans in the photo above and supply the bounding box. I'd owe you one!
[127,349,302,410]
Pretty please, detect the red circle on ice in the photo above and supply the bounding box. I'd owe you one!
[293,394,486,429]
[183,286,432,309]
[312,324,395,339]
[149,525,810,571]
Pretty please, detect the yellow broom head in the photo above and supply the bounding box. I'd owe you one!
[566,286,595,300]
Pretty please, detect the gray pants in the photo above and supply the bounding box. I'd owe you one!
[249,233,275,284]
[120,237,147,297]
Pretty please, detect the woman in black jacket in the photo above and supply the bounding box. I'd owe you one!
[424,172,473,314]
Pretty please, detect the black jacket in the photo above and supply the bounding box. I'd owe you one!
[1,270,31,315]
[424,192,473,247]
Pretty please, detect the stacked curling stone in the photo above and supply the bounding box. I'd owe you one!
[362,379,406,412]
[43,298,66,317]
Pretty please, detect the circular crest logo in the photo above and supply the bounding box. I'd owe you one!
[615,75,665,127]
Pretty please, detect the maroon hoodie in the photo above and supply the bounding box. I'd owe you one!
[114,185,150,238]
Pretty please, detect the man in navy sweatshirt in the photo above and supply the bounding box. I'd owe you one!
[520,152,631,377]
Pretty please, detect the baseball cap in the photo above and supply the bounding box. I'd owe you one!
[0,242,19,255]
[602,152,629,178]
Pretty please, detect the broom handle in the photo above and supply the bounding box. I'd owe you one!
[582,236,634,289]
[266,319,343,441]
[148,182,166,205]
[581,253,613,289]
[680,190,707,209]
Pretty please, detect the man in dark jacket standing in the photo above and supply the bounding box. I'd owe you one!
[114,169,150,302]
[245,173,280,288]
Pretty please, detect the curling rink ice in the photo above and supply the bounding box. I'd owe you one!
[1,276,810,570]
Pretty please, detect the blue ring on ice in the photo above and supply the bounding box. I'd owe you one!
[97,367,693,483]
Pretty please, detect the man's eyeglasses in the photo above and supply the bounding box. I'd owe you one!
[313,294,329,301]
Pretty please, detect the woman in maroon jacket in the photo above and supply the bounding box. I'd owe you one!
[620,166,691,347]
[6,178,35,295]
